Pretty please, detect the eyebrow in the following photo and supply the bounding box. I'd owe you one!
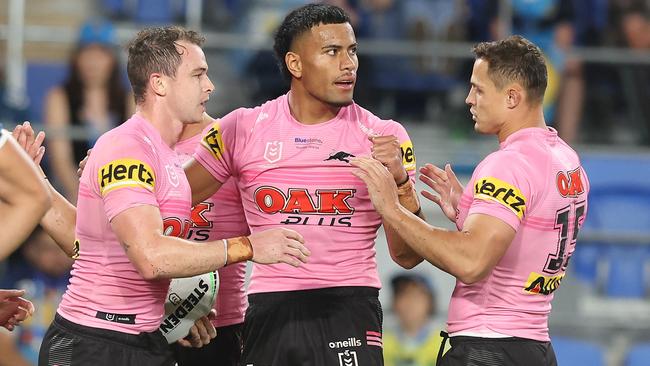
[321,42,357,50]
[191,67,208,74]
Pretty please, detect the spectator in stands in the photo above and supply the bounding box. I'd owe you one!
[607,1,650,144]
[356,0,464,120]
[383,273,443,366]
[0,228,72,366]
[43,20,134,202]
[485,0,584,144]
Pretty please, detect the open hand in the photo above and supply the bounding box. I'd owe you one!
[419,163,463,222]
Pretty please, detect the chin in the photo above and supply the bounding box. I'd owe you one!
[328,98,354,108]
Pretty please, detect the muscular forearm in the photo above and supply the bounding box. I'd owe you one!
[40,180,78,258]
[384,219,424,269]
[382,206,486,284]
[126,235,251,280]
[0,199,49,259]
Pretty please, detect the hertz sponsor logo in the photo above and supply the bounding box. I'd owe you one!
[474,177,527,219]
[98,159,155,195]
[201,121,225,160]
[400,140,416,171]
[523,272,564,295]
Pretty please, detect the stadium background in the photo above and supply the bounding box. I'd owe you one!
[1,0,649,365]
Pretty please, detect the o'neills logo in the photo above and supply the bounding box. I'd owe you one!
[159,279,210,334]
[254,187,355,215]
[98,158,155,196]
[329,337,362,349]
[474,177,526,219]
[523,272,564,295]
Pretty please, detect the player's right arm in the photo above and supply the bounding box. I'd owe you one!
[111,204,310,279]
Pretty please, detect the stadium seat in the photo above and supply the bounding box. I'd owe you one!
[604,245,647,298]
[552,337,605,366]
[135,0,185,24]
[570,243,601,286]
[626,342,650,366]
[25,63,68,123]
[579,186,650,298]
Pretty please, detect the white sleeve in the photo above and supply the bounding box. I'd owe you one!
[0,129,9,149]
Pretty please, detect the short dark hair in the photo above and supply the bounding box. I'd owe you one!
[127,26,205,104]
[472,35,547,105]
[273,3,350,81]
[391,273,436,315]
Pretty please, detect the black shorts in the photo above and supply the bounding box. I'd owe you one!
[241,286,384,366]
[439,335,557,366]
[170,322,243,366]
[39,314,174,366]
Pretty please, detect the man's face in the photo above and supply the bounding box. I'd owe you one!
[166,40,214,124]
[294,22,358,107]
[465,58,506,135]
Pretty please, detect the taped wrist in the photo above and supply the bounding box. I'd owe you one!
[396,179,421,214]
[225,236,254,265]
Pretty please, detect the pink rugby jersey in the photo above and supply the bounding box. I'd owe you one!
[58,115,192,334]
[194,93,416,294]
[175,131,248,327]
[448,127,589,341]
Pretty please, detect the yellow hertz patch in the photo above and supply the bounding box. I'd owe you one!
[523,272,564,295]
[400,140,416,171]
[98,158,155,196]
[201,121,225,160]
[474,177,527,219]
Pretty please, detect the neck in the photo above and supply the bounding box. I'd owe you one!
[136,101,184,147]
[497,104,546,142]
[179,115,211,141]
[288,86,342,125]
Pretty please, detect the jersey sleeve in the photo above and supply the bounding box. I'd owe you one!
[88,133,159,221]
[467,152,534,231]
[193,109,239,183]
[380,121,417,179]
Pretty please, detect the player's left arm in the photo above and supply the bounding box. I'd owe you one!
[0,130,51,258]
[369,130,424,269]
[351,157,515,283]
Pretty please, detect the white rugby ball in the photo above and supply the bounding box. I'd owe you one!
[159,271,219,343]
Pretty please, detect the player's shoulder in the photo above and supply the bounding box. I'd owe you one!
[218,94,286,132]
[92,120,157,161]
[478,148,536,180]
[349,102,408,135]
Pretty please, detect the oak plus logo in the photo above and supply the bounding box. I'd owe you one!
[163,202,214,241]
[264,141,283,163]
[556,167,585,198]
[254,187,356,227]
[338,350,359,366]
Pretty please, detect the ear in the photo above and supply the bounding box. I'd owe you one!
[285,51,302,79]
[150,73,166,97]
[505,85,523,109]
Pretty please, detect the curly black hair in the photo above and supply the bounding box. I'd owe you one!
[273,3,350,81]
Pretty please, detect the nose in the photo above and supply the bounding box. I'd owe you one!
[465,88,474,106]
[205,76,215,94]
[340,51,357,71]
